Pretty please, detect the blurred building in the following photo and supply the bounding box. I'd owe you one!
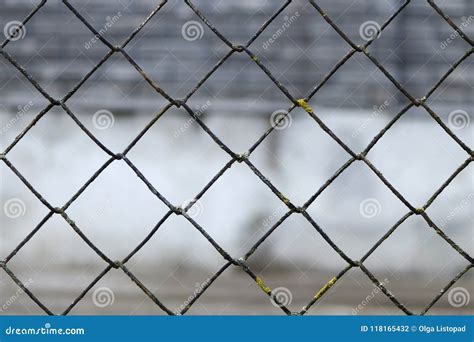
[0,0,472,115]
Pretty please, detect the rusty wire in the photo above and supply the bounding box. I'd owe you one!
[0,0,472,316]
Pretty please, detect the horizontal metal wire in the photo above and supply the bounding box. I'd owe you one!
[0,0,472,316]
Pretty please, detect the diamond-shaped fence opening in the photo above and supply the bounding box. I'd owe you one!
[0,0,472,316]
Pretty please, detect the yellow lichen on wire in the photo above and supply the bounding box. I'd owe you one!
[277,192,290,205]
[255,276,271,294]
[313,276,337,301]
[296,99,314,114]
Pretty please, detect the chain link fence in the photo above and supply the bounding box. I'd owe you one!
[0,0,473,315]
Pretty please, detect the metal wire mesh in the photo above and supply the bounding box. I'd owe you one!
[0,0,472,316]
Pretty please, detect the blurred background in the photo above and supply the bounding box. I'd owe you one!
[0,0,472,315]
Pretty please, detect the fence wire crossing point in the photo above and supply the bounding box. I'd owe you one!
[0,0,472,316]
